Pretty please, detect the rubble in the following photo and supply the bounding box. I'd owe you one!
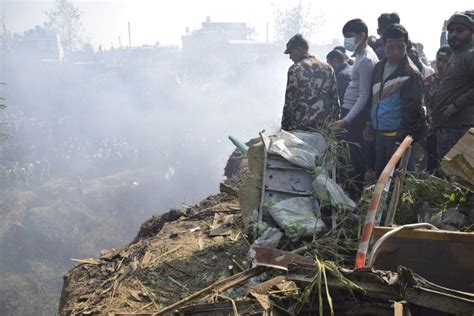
[58,130,474,315]
[59,191,249,315]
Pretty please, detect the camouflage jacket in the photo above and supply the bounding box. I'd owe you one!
[281,55,340,131]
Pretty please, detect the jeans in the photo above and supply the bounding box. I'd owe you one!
[437,126,470,161]
[374,132,416,177]
[375,132,398,177]
[426,128,438,172]
[340,108,367,200]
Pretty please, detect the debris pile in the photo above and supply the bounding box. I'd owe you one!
[59,130,474,315]
[59,190,249,315]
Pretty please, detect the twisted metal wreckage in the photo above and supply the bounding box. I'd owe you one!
[61,129,474,315]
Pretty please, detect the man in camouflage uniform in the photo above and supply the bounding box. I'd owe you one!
[281,34,340,131]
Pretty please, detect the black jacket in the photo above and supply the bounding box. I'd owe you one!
[432,46,474,128]
[368,55,426,142]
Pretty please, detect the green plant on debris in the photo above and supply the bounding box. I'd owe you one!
[396,173,472,225]
[314,125,350,173]
[295,259,363,315]
[311,207,360,267]
[282,221,306,239]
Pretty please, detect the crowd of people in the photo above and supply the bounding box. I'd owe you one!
[0,111,140,188]
[281,11,473,200]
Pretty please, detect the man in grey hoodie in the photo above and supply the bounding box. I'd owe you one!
[331,18,378,200]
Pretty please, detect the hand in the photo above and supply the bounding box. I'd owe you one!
[441,104,457,120]
[363,125,375,142]
[330,119,346,130]
[393,141,401,153]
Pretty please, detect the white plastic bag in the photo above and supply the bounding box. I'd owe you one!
[313,173,356,210]
[262,130,325,169]
[269,197,327,237]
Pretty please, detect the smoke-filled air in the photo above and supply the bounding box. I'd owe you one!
[1,0,472,315]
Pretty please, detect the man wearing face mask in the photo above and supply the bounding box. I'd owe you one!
[330,19,378,200]
[365,24,425,177]
[281,34,340,131]
[431,12,474,162]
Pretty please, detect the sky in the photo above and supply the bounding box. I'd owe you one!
[1,0,473,59]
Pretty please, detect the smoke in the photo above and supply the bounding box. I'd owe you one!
[0,21,290,315]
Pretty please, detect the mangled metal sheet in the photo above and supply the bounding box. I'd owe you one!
[372,226,474,292]
[252,246,314,271]
[441,128,474,188]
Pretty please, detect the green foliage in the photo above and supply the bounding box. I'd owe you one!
[282,221,306,238]
[0,267,60,316]
[396,173,470,224]
[0,172,147,315]
[314,124,351,174]
[311,208,360,267]
[295,259,363,315]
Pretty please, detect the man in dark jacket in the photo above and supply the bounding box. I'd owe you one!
[365,24,425,176]
[423,46,453,172]
[431,12,474,161]
[326,48,352,101]
[372,12,400,60]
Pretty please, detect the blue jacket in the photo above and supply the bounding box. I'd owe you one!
[369,55,425,141]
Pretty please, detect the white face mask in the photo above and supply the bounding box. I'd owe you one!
[344,37,358,52]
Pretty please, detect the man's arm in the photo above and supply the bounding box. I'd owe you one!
[281,65,299,130]
[343,58,375,124]
[451,51,474,112]
[398,73,424,141]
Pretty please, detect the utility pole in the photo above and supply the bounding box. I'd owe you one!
[118,36,122,48]
[128,22,132,49]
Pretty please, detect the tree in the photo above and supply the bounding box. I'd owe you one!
[273,1,324,43]
[45,0,84,53]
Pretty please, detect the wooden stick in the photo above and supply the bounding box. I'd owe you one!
[168,276,188,291]
[137,279,160,311]
[155,267,267,315]
[70,258,100,265]
[149,246,181,266]
[133,301,153,313]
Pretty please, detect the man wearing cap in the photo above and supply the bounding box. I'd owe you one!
[281,34,339,131]
[423,46,453,172]
[431,12,474,161]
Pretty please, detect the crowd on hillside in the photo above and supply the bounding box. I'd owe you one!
[0,111,140,188]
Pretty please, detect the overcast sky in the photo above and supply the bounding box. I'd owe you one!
[2,0,473,59]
